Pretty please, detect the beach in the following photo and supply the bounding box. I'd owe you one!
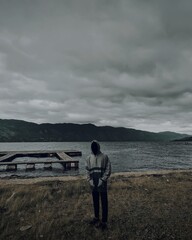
[1,169,192,239]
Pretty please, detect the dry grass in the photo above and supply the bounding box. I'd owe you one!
[1,171,192,240]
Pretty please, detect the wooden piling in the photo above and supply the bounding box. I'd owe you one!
[6,164,17,171]
[44,163,52,170]
[26,163,35,171]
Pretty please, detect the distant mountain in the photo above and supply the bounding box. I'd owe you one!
[0,119,190,142]
[174,136,192,142]
[157,131,189,141]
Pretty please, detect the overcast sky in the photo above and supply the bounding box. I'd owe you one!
[0,0,192,134]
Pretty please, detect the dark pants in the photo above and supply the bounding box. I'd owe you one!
[92,191,108,223]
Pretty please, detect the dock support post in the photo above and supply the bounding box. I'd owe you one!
[26,163,35,171]
[75,162,79,169]
[44,163,52,170]
[65,162,71,170]
[6,164,17,171]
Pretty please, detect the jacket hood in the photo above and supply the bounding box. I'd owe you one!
[91,140,100,155]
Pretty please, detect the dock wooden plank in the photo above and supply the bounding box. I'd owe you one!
[0,160,78,165]
[64,150,82,156]
[0,153,17,162]
[0,150,81,156]
[56,152,74,161]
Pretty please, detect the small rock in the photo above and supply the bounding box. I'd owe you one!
[20,225,32,231]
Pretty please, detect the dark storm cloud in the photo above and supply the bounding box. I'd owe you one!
[0,0,192,133]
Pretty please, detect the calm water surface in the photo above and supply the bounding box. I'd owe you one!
[0,142,192,178]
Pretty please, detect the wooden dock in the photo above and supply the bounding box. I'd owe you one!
[0,150,81,171]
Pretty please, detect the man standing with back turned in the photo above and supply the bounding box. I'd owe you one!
[86,140,111,230]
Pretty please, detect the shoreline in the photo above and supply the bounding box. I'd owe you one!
[1,168,192,185]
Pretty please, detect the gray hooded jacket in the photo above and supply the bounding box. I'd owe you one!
[85,140,111,191]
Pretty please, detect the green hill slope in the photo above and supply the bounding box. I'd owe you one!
[0,119,189,142]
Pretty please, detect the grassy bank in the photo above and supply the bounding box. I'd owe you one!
[1,171,192,240]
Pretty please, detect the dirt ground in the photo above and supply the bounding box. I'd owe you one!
[1,169,192,240]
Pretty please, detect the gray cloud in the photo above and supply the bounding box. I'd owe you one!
[0,0,192,134]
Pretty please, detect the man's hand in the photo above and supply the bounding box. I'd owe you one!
[89,180,94,187]
[97,179,103,187]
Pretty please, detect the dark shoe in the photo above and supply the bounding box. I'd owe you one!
[95,221,108,230]
[89,217,99,225]
[100,222,108,230]
[95,221,101,228]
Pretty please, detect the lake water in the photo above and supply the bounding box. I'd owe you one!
[0,141,192,178]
